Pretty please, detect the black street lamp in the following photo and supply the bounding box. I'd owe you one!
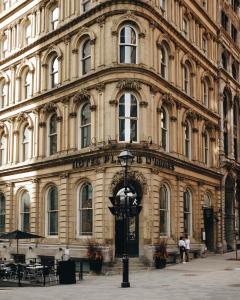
[118,149,134,288]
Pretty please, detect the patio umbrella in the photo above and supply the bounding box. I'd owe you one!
[0,229,43,255]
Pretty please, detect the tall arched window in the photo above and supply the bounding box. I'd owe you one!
[160,45,168,79]
[1,36,8,59]
[223,90,229,155]
[232,62,238,80]
[222,52,228,70]
[203,193,211,207]
[0,193,5,233]
[183,189,192,236]
[182,17,189,38]
[233,98,238,160]
[183,64,190,95]
[0,133,6,166]
[20,191,30,232]
[48,114,57,155]
[0,82,7,108]
[203,80,209,107]
[50,55,59,88]
[159,185,170,236]
[203,132,209,165]
[24,71,31,99]
[119,93,138,142]
[184,120,191,159]
[50,7,59,31]
[80,103,91,148]
[25,23,31,45]
[119,25,137,64]
[47,186,58,236]
[78,183,93,236]
[160,107,169,151]
[81,39,91,75]
[22,125,29,161]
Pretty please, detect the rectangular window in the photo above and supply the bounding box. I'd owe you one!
[221,11,228,30]
[82,0,91,12]
[231,25,237,42]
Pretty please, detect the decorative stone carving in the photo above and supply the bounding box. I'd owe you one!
[73,89,90,103]
[42,102,57,114]
[162,93,175,106]
[186,109,197,120]
[39,122,46,128]
[109,100,118,106]
[116,79,141,91]
[69,112,77,118]
[95,83,105,93]
[139,101,148,107]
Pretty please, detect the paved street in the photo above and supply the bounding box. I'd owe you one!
[1,252,240,300]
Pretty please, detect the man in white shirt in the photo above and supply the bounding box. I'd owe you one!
[178,236,186,263]
[184,235,190,262]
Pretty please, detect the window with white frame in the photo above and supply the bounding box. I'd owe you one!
[183,64,190,95]
[160,106,169,151]
[50,55,59,88]
[183,189,192,236]
[80,103,91,148]
[25,23,31,45]
[78,183,93,236]
[24,71,31,99]
[48,114,57,155]
[50,6,59,31]
[81,39,91,75]
[119,25,137,64]
[160,45,168,79]
[22,125,29,161]
[182,17,189,38]
[119,93,138,142]
[159,185,170,236]
[184,120,191,159]
[2,36,8,59]
[0,193,5,233]
[3,0,9,10]
[0,82,7,108]
[82,0,91,12]
[20,191,30,232]
[0,133,6,166]
[203,79,209,107]
[47,186,58,236]
[203,132,209,165]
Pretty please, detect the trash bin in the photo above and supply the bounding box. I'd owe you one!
[58,260,76,284]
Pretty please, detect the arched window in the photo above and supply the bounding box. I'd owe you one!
[119,25,137,64]
[119,93,138,142]
[159,185,170,236]
[160,45,168,79]
[203,132,209,165]
[50,55,59,88]
[1,36,8,59]
[182,17,189,38]
[25,23,31,45]
[183,64,190,95]
[223,90,229,155]
[232,62,238,80]
[50,7,59,31]
[24,71,31,99]
[0,133,6,166]
[22,125,29,161]
[183,189,192,236]
[203,79,209,107]
[223,90,228,119]
[48,114,57,155]
[20,191,30,232]
[160,107,169,151]
[47,186,58,236]
[0,82,7,108]
[81,39,91,75]
[80,103,91,148]
[184,120,191,159]
[78,183,93,236]
[202,37,207,55]
[0,193,5,233]
[203,193,211,207]
[222,52,228,70]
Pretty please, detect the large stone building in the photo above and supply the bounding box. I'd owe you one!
[0,0,239,264]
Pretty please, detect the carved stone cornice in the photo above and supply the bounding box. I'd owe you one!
[42,102,57,114]
[95,83,105,93]
[162,93,175,107]
[186,109,197,120]
[116,79,141,91]
[73,89,90,103]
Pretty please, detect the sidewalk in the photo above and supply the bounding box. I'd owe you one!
[1,252,240,300]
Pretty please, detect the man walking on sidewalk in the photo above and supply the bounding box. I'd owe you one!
[184,235,190,262]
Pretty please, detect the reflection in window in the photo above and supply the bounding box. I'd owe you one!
[0,83,7,108]
[159,185,170,236]
[184,121,191,159]
[25,23,31,45]
[82,0,91,12]
[80,103,91,148]
[119,93,138,142]
[24,71,31,99]
[0,193,5,233]
[183,65,190,95]
[183,189,192,236]
[160,46,168,79]
[22,125,29,161]
[21,191,30,232]
[51,7,59,30]
[160,107,169,151]
[119,25,137,64]
[82,39,91,75]
[47,186,58,236]
[203,132,209,165]
[203,80,209,107]
[79,183,92,235]
[0,134,5,166]
[50,56,59,88]
[49,114,57,155]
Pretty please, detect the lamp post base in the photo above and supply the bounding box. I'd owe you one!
[121,254,130,288]
[121,282,130,288]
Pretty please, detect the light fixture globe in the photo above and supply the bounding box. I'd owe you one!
[118,150,134,167]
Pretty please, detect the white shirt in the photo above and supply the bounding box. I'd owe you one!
[178,240,185,248]
[185,239,190,250]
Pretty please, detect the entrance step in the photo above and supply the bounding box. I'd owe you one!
[104,258,151,275]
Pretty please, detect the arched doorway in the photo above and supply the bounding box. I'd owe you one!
[225,175,234,251]
[113,179,143,257]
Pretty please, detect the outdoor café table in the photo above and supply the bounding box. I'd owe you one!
[25,265,43,281]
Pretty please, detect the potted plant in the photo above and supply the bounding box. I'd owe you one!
[153,239,168,269]
[87,240,103,274]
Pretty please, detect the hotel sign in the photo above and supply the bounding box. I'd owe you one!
[73,153,174,171]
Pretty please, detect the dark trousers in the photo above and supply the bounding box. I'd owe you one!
[180,248,185,262]
[185,249,189,262]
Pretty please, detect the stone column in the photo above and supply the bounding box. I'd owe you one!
[94,168,105,242]
[96,84,104,142]
[5,183,14,232]
[64,37,71,82]
[13,130,19,164]
[30,179,39,234]
[59,173,69,244]
[97,16,106,67]
[176,176,184,238]
[38,122,46,158]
